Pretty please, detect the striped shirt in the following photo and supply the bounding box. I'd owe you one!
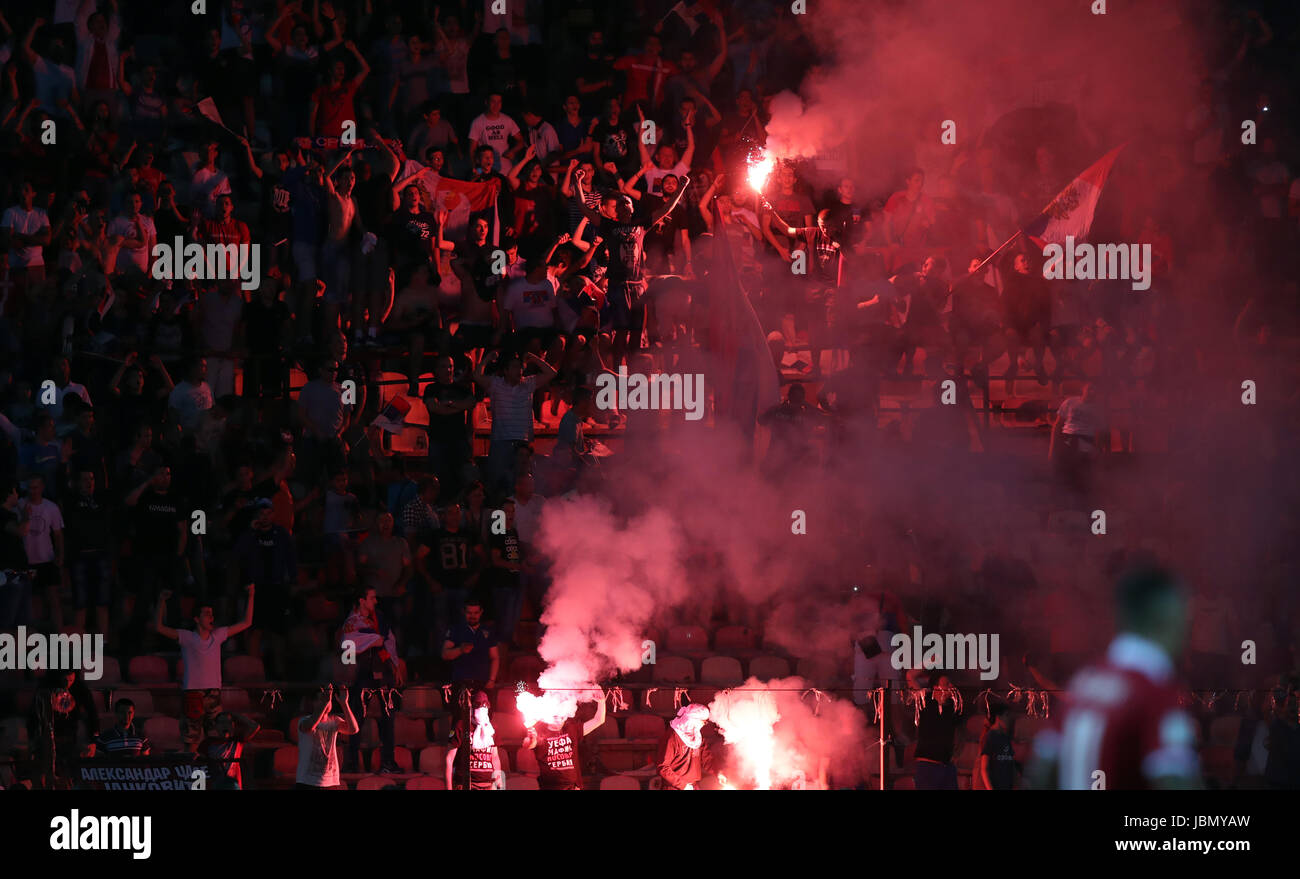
[487,376,539,442]
[97,724,151,757]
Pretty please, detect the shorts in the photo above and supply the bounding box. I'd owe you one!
[515,325,560,351]
[292,241,318,282]
[71,553,113,610]
[607,282,647,332]
[32,561,60,590]
[180,689,223,747]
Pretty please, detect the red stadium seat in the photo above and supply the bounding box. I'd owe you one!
[651,655,696,684]
[666,625,710,654]
[99,656,122,687]
[401,687,443,716]
[700,655,744,686]
[599,774,641,790]
[355,774,396,790]
[272,745,298,779]
[368,746,414,772]
[113,689,154,718]
[127,655,171,684]
[393,714,429,748]
[143,715,181,752]
[505,774,539,790]
[748,655,791,681]
[405,774,447,790]
[414,744,446,775]
[223,655,266,684]
[893,775,915,790]
[623,713,666,741]
[713,626,758,651]
[795,656,839,687]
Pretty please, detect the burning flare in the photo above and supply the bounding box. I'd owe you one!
[746,147,775,194]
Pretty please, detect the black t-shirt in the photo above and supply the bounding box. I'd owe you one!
[978,727,1017,790]
[426,527,473,591]
[591,119,636,174]
[133,489,182,557]
[913,697,964,764]
[534,719,584,790]
[0,507,25,568]
[486,528,521,589]
[422,381,473,447]
[387,209,438,287]
[599,219,648,283]
[65,492,113,555]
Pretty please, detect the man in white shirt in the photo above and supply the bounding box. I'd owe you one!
[155,584,255,753]
[1049,382,1107,494]
[19,475,65,631]
[1,181,52,300]
[520,106,562,167]
[167,358,215,434]
[106,190,156,277]
[512,472,546,546]
[468,93,522,173]
[296,684,360,789]
[41,356,92,420]
[191,141,233,218]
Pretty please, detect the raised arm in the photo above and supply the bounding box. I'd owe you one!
[581,688,607,737]
[225,584,256,637]
[154,589,180,640]
[649,174,690,227]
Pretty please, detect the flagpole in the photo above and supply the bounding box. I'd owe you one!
[967,228,1022,279]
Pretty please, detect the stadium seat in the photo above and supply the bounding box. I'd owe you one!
[417,745,448,774]
[355,774,396,790]
[700,655,744,686]
[645,688,684,717]
[954,741,980,771]
[505,774,539,790]
[623,713,666,741]
[127,655,171,684]
[713,626,758,651]
[218,687,252,713]
[401,687,443,716]
[514,746,539,775]
[666,625,709,654]
[651,655,696,684]
[393,714,429,748]
[368,746,414,772]
[359,717,380,749]
[507,654,544,685]
[405,774,446,790]
[223,655,266,684]
[599,774,641,790]
[113,689,154,718]
[748,655,791,681]
[587,713,618,741]
[305,593,340,623]
[964,714,988,742]
[143,715,181,752]
[892,775,915,790]
[493,712,526,744]
[99,656,122,687]
[272,745,299,779]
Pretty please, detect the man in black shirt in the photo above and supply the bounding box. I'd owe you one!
[240,272,291,403]
[977,701,1019,790]
[909,671,964,790]
[485,498,524,646]
[124,465,187,637]
[419,501,479,643]
[0,481,33,629]
[521,689,607,790]
[64,470,113,636]
[423,355,476,499]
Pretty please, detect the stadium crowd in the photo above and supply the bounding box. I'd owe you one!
[0,0,1297,790]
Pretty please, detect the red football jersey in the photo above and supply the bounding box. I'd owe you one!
[1037,634,1199,790]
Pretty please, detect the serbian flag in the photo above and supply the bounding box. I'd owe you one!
[1024,144,1126,248]
[372,395,412,434]
[703,203,781,431]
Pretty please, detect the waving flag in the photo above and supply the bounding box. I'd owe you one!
[1024,144,1126,247]
[704,203,781,432]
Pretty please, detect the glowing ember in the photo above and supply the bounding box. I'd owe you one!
[746,148,775,194]
[516,689,580,729]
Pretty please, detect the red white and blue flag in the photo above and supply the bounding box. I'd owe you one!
[1024,144,1126,248]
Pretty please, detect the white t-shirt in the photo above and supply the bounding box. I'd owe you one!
[19,498,63,564]
[168,381,215,432]
[2,206,51,267]
[469,113,521,163]
[200,290,246,352]
[514,494,546,545]
[42,383,92,420]
[107,214,156,274]
[645,161,689,198]
[178,626,229,690]
[502,276,558,329]
[297,716,342,787]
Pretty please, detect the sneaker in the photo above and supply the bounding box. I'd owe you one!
[379,762,403,775]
